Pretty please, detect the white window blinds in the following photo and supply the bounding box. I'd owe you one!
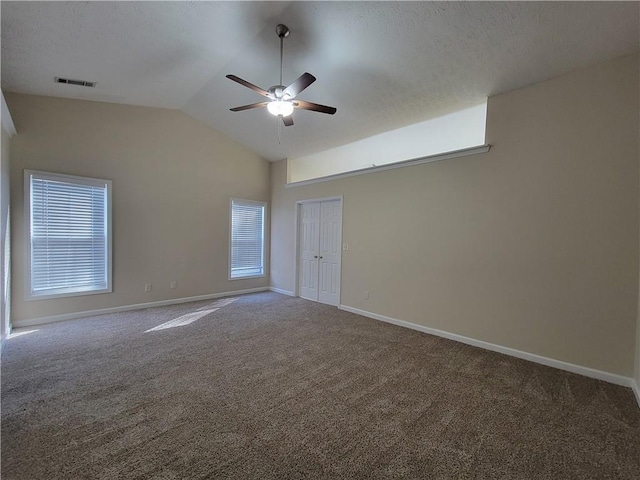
[26,171,112,299]
[230,199,265,279]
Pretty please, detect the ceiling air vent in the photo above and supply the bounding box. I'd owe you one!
[55,77,96,88]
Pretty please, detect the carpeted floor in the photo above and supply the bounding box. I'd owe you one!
[2,292,639,479]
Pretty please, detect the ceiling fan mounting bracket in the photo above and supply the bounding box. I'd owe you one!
[276,24,290,39]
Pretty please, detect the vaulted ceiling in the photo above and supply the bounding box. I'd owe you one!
[2,1,638,161]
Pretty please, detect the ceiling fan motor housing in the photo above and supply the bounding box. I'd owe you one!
[269,86,289,100]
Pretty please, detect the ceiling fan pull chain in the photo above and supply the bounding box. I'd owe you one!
[277,116,282,144]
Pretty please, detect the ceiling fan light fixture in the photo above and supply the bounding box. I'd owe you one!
[267,100,294,117]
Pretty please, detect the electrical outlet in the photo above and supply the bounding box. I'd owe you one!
[343,243,349,251]
[170,280,177,289]
[145,283,152,292]
[363,291,369,300]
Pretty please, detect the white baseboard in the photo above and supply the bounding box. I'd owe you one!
[339,304,635,389]
[632,380,640,409]
[269,287,295,296]
[12,287,270,328]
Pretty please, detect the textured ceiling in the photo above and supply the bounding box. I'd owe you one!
[2,1,639,161]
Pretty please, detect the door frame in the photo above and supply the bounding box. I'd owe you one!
[293,196,343,303]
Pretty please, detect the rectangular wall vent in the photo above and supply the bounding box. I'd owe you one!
[55,77,96,88]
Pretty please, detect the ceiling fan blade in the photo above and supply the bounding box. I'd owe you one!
[229,102,269,112]
[294,100,337,115]
[283,73,316,99]
[226,75,272,98]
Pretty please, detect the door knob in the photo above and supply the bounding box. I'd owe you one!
[314,255,318,258]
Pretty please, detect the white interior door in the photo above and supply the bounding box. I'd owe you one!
[299,202,320,301]
[317,201,342,306]
[298,199,342,306]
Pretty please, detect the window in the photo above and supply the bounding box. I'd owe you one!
[25,170,112,299]
[230,199,265,279]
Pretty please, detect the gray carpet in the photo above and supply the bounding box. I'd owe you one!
[2,292,639,479]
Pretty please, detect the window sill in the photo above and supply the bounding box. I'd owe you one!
[229,274,266,281]
[26,287,112,302]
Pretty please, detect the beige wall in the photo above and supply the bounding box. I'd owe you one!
[637,296,640,387]
[1,125,11,339]
[7,93,270,323]
[637,266,640,387]
[271,53,640,377]
[637,100,640,388]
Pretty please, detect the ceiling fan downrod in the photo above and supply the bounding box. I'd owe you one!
[276,24,290,88]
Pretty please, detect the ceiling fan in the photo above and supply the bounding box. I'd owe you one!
[226,24,337,127]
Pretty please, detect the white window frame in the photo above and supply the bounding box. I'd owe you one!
[24,170,113,300]
[229,198,266,280]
